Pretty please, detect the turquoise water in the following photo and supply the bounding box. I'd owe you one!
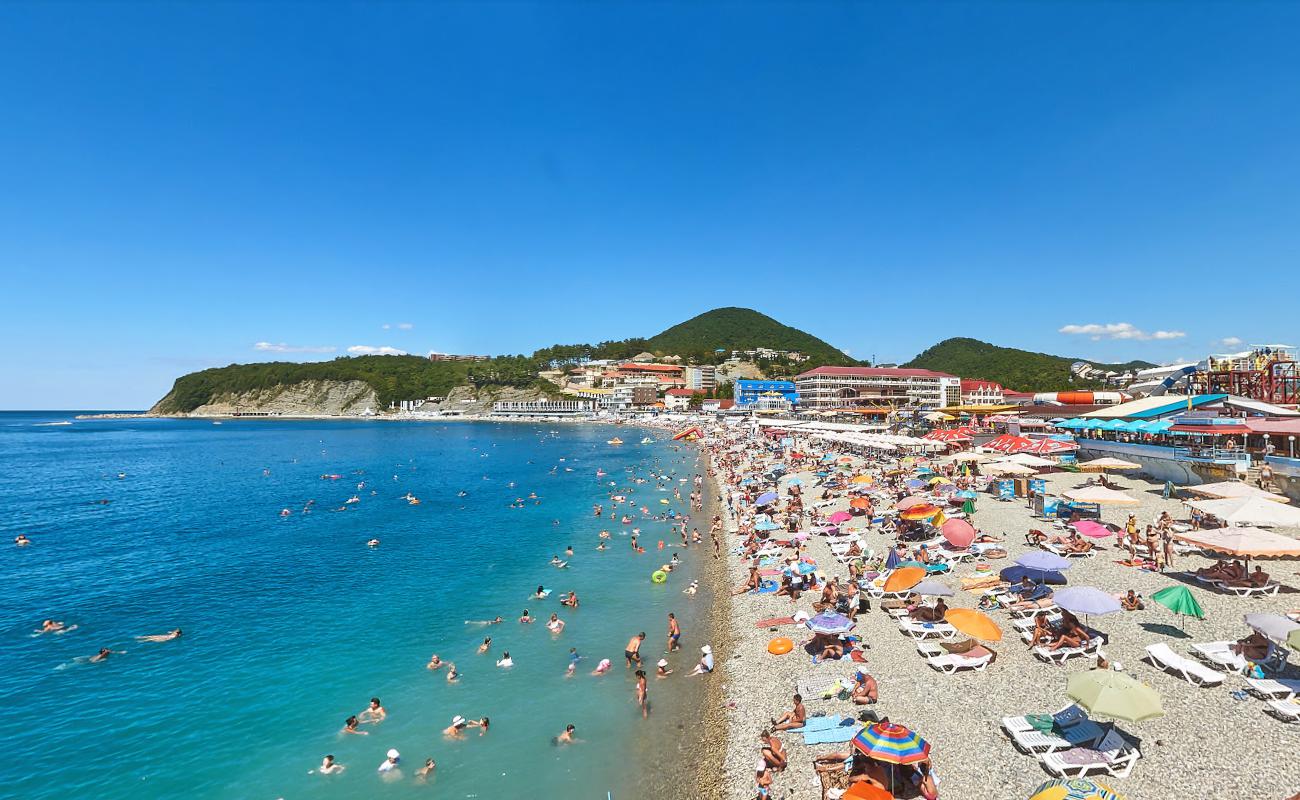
[1,413,712,799]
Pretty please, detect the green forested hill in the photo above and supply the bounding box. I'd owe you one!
[646,307,856,365]
[903,337,1154,392]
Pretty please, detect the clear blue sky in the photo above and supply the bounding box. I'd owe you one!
[3,2,1299,408]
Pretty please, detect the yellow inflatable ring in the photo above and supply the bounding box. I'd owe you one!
[651,570,668,584]
[767,637,794,655]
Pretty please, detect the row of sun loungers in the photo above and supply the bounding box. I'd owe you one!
[1189,572,1281,597]
[1001,704,1141,778]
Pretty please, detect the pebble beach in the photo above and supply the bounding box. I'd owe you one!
[702,426,1300,800]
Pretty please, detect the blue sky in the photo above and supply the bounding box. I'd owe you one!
[3,2,1299,408]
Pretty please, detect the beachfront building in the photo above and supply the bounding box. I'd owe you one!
[684,365,717,393]
[491,399,596,416]
[795,367,960,411]
[734,379,799,408]
[960,379,1006,406]
[663,388,695,411]
[701,398,735,413]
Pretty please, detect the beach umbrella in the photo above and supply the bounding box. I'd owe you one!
[882,566,925,593]
[999,565,1067,585]
[850,498,871,510]
[1183,481,1289,503]
[911,579,954,597]
[851,722,931,764]
[787,478,804,486]
[883,548,901,570]
[940,518,976,548]
[944,608,1002,641]
[955,490,978,499]
[828,511,853,524]
[1071,520,1112,539]
[1244,613,1300,644]
[1078,457,1142,472]
[1066,671,1164,723]
[1063,486,1140,506]
[1015,552,1073,572]
[900,504,941,521]
[755,491,778,506]
[1288,628,1299,654]
[895,496,928,510]
[844,782,893,800]
[1029,778,1125,800]
[851,475,873,484]
[819,525,841,535]
[1150,585,1205,628]
[961,498,976,514]
[905,478,925,489]
[1183,498,1300,528]
[806,611,856,635]
[1173,527,1300,562]
[1054,587,1123,618]
[933,482,957,494]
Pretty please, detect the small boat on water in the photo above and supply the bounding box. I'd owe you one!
[607,437,624,446]
[640,437,654,444]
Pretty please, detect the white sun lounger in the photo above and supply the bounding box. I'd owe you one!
[1039,730,1140,779]
[1007,601,1058,619]
[924,650,993,673]
[1220,581,1281,598]
[1245,677,1300,700]
[1041,542,1095,558]
[1033,639,1100,665]
[1264,698,1300,723]
[1191,641,1248,673]
[1001,704,1105,755]
[899,620,958,641]
[1143,643,1225,686]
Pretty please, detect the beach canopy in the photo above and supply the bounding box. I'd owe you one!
[1079,457,1142,471]
[1151,585,1205,623]
[1029,778,1125,800]
[944,608,1002,641]
[940,518,975,548]
[1066,671,1164,723]
[1244,613,1300,644]
[1063,486,1141,506]
[911,579,954,597]
[806,611,857,635]
[883,566,926,593]
[1184,497,1300,527]
[1015,551,1073,572]
[1001,453,1058,468]
[1173,526,1300,558]
[982,434,1036,453]
[1071,520,1113,539]
[1183,481,1290,503]
[924,427,975,442]
[985,461,1037,476]
[950,452,990,463]
[851,722,931,764]
[1000,565,1068,585]
[1054,587,1123,617]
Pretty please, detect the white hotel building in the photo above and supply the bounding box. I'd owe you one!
[794,367,961,410]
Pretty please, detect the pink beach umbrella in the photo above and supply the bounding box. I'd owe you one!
[895,496,928,511]
[940,518,976,548]
[1072,520,1112,539]
[828,511,853,524]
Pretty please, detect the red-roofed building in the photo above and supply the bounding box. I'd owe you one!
[1003,391,1036,406]
[701,398,735,412]
[663,387,696,411]
[960,379,1006,406]
[795,366,961,410]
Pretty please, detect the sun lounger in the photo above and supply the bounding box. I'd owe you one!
[1039,730,1140,779]
[1001,704,1105,755]
[1264,699,1300,723]
[1244,677,1300,701]
[1143,643,1225,686]
[925,649,993,673]
[1041,542,1095,558]
[1220,580,1281,598]
[1191,641,1248,673]
[1007,601,1058,619]
[899,620,959,641]
[1033,639,1100,665]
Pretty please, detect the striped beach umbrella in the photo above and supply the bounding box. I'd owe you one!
[899,504,941,521]
[1029,778,1124,800]
[851,722,931,764]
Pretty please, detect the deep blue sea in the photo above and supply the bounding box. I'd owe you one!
[0,412,714,799]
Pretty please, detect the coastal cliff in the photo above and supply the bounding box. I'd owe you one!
[149,379,379,417]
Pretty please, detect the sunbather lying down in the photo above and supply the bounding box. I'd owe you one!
[1222,566,1270,588]
[1196,559,1245,581]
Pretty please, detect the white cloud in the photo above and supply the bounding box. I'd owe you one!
[1058,323,1185,342]
[254,342,336,354]
[348,345,407,356]
[1217,336,1244,348]
[382,322,414,331]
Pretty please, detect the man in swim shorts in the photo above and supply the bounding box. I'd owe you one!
[625,632,645,668]
[666,613,681,653]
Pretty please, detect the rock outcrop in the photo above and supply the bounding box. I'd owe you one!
[149,379,379,417]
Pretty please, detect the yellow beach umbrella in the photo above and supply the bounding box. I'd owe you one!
[944,608,1002,642]
[851,475,873,484]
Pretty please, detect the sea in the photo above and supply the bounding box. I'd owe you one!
[0,411,717,799]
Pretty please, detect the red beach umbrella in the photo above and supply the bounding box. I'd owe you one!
[940,518,976,548]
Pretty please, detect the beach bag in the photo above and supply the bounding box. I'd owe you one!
[1246,662,1266,679]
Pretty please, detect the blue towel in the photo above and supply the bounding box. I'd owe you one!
[802,725,862,745]
[794,715,843,733]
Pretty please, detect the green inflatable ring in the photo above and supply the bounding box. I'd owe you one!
[651,570,668,584]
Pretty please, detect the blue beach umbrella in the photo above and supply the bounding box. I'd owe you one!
[905,479,925,489]
[787,478,804,486]
[755,491,779,506]
[754,519,780,532]
[999,565,1067,585]
[955,490,978,499]
[1055,587,1123,617]
[1015,552,1073,572]
[884,548,902,570]
[806,611,856,635]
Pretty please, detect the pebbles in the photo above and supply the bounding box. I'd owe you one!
[713,457,1300,799]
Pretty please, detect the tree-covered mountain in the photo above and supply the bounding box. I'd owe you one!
[903,337,1155,392]
[645,307,856,366]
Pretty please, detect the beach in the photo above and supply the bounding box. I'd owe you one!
[703,423,1300,799]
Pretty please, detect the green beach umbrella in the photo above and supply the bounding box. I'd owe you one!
[1066,670,1164,724]
[1289,628,1300,654]
[1150,585,1205,629]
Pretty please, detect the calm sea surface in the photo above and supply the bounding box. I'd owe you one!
[0,412,712,799]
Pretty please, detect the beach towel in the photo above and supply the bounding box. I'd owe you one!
[802,725,863,745]
[754,616,796,628]
[794,715,846,732]
[755,580,779,594]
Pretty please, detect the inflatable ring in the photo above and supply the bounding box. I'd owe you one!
[767,637,794,655]
[651,570,668,584]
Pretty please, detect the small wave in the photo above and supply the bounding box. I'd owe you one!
[34,421,74,427]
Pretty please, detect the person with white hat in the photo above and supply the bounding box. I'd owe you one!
[443,716,468,738]
[688,645,714,676]
[655,658,673,678]
[376,748,400,773]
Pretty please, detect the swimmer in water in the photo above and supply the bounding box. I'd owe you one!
[469,716,490,735]
[555,724,577,744]
[15,534,31,546]
[477,637,492,654]
[496,652,513,668]
[534,586,548,599]
[597,541,606,551]
[367,538,380,547]
[136,628,182,642]
[342,715,368,735]
[446,663,459,682]
[591,658,612,675]
[547,613,565,633]
[358,697,386,724]
[316,754,345,775]
[37,619,68,634]
[656,658,673,678]
[443,715,468,738]
[565,545,574,557]
[426,654,443,670]
[466,616,504,626]
[519,609,535,624]
[415,758,436,781]
[89,647,122,662]
[684,580,699,596]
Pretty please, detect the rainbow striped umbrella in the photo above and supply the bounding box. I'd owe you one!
[851,722,931,764]
[1029,778,1125,800]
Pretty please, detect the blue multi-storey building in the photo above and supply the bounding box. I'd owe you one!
[734,379,800,408]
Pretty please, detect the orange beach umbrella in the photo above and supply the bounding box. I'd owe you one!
[883,566,926,593]
[900,504,941,521]
[944,608,1002,641]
